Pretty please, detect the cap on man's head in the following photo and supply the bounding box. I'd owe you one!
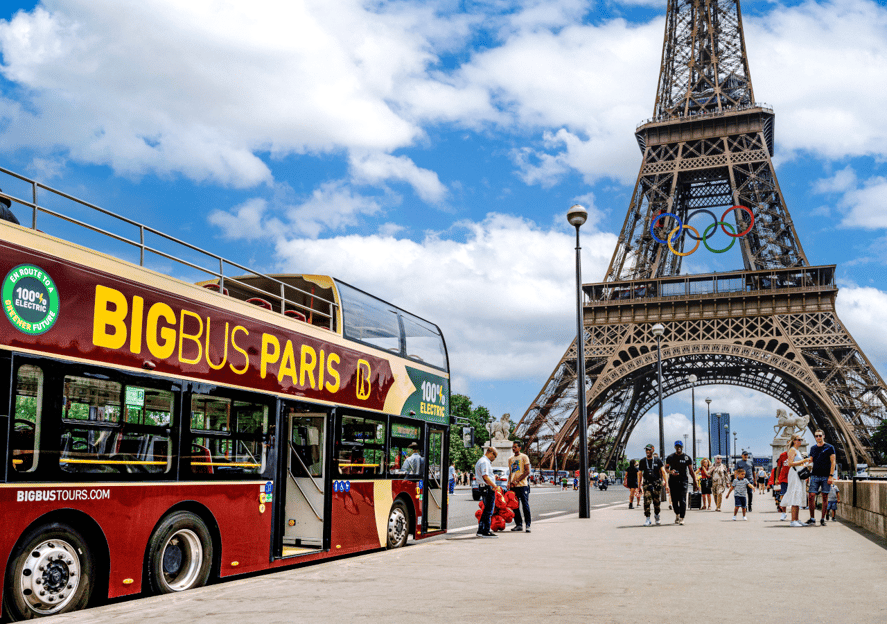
[742,451,749,456]
[645,444,654,450]
[674,440,683,447]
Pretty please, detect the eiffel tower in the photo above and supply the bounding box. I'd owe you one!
[515,0,887,471]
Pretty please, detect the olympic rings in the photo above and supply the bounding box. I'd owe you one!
[650,212,682,244]
[649,205,755,256]
[668,225,700,256]
[684,209,718,241]
[721,205,754,237]
[703,221,736,253]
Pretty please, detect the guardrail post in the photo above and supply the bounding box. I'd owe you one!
[31,181,37,230]
[280,283,286,314]
[139,225,145,266]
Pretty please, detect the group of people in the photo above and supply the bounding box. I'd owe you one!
[474,441,532,537]
[773,429,840,527]
[622,430,841,527]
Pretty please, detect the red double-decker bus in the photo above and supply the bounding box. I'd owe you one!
[0,168,451,619]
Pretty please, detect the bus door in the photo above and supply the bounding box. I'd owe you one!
[423,425,447,532]
[281,408,328,555]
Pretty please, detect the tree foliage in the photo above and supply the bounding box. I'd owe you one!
[448,393,496,471]
[871,420,887,465]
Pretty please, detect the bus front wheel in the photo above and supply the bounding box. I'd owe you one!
[146,511,213,594]
[4,522,94,620]
[386,501,410,550]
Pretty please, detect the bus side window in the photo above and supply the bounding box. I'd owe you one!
[12,364,43,473]
[60,375,122,474]
[188,394,268,477]
[388,421,422,478]
[335,415,386,477]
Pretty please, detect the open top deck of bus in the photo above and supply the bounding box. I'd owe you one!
[0,166,448,373]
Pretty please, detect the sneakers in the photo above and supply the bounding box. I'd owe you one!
[805,518,817,525]
[644,517,652,526]
[733,516,737,521]
[510,526,524,532]
[476,532,498,538]
[525,527,531,533]
[629,503,634,509]
[674,516,680,524]
[820,519,826,526]
[655,514,661,525]
[742,516,748,521]
[780,512,787,521]
[790,521,805,527]
[678,518,684,525]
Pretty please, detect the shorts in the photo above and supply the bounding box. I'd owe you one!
[808,475,831,495]
[757,477,766,485]
[734,495,747,509]
[827,501,837,511]
[627,480,638,489]
[780,483,788,496]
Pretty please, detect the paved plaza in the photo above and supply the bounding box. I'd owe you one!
[51,501,887,624]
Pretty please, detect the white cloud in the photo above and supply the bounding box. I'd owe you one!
[836,285,887,371]
[747,0,887,160]
[349,152,447,203]
[269,213,617,381]
[626,412,707,460]
[0,0,469,187]
[209,181,384,240]
[814,167,887,229]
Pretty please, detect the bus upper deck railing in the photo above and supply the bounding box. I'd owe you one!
[585,265,837,306]
[0,165,337,326]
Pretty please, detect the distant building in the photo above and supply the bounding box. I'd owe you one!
[710,412,730,457]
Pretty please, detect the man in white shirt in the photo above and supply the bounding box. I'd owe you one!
[475,447,498,537]
[402,442,423,475]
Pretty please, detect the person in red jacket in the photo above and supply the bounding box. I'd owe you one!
[776,449,791,521]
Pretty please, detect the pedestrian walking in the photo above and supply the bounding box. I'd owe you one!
[726,467,753,520]
[508,441,532,533]
[698,458,712,510]
[807,429,836,526]
[827,481,841,521]
[783,434,813,527]
[624,459,640,509]
[735,452,755,511]
[637,444,668,526]
[475,447,499,538]
[757,468,768,494]
[665,440,697,525]
[710,456,730,511]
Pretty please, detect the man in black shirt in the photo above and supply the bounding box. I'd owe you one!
[666,440,698,525]
[637,444,668,526]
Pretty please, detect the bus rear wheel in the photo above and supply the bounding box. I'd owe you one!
[146,512,213,594]
[4,523,93,620]
[386,501,410,550]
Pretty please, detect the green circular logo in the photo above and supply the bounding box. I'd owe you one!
[2,264,60,335]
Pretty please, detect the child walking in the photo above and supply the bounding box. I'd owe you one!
[726,468,753,521]
[827,480,841,521]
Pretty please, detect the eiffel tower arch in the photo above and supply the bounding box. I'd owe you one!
[516,0,887,471]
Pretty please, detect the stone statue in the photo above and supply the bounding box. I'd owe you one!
[773,409,810,439]
[771,409,810,467]
[487,413,511,441]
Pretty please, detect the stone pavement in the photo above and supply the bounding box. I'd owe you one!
[51,500,887,624]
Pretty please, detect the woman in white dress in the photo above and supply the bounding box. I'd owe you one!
[783,433,813,527]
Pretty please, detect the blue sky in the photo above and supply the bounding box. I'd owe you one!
[1,0,886,463]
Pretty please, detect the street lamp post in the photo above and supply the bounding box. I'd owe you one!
[733,431,738,467]
[705,397,712,461]
[688,375,698,463]
[651,322,666,505]
[567,204,591,519]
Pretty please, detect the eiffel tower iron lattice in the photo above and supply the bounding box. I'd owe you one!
[515,0,887,471]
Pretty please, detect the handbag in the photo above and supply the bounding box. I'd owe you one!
[796,465,811,480]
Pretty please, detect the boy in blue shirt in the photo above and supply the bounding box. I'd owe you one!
[726,468,753,521]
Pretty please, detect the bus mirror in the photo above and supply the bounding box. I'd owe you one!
[462,427,475,448]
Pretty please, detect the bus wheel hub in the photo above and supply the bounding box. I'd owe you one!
[20,540,80,613]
